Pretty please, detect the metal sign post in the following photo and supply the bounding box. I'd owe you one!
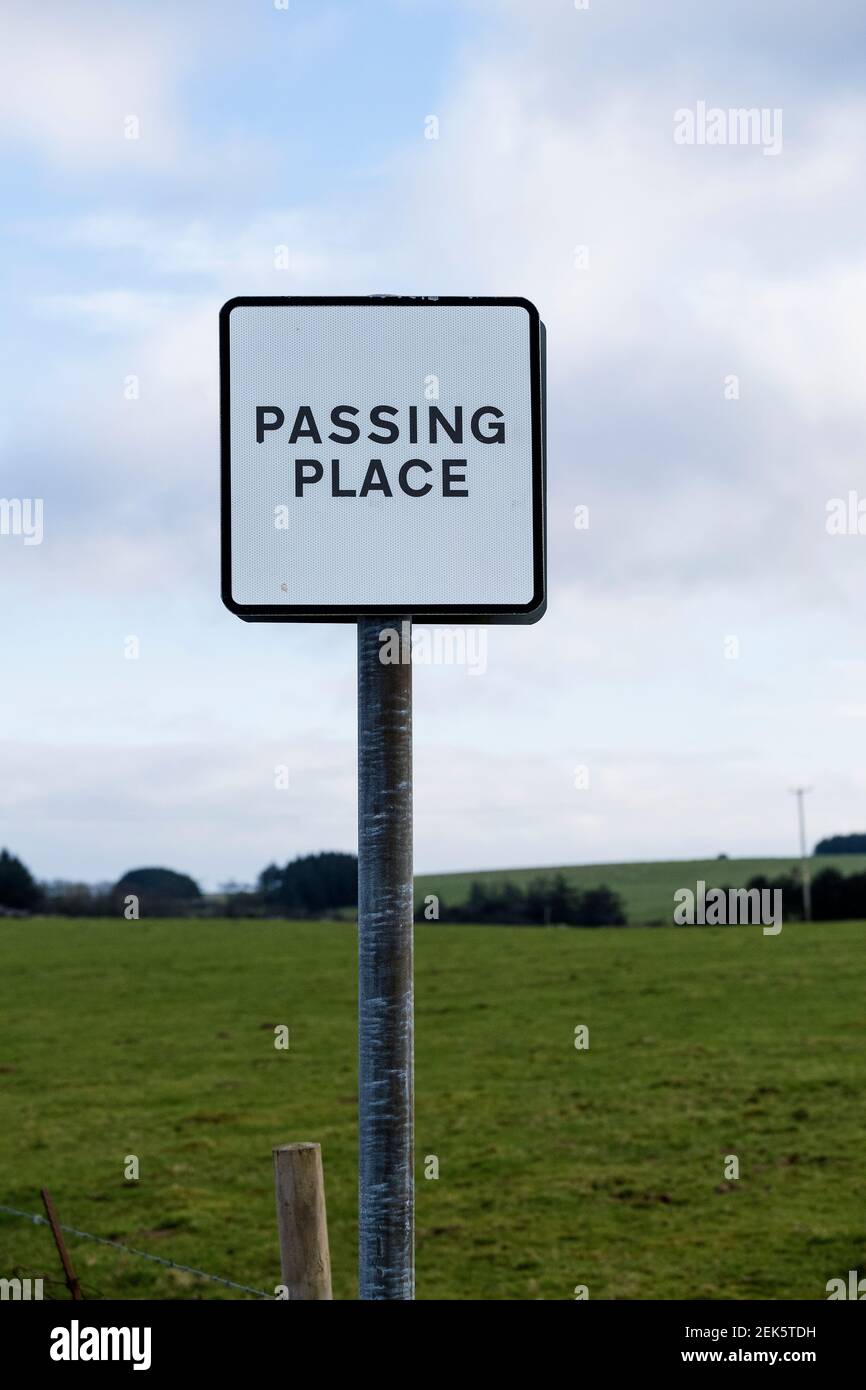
[357,617,414,1299]
[219,295,546,1301]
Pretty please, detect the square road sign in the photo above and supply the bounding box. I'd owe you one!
[220,295,546,622]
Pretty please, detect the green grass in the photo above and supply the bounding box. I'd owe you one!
[1,916,864,1300]
[415,855,866,925]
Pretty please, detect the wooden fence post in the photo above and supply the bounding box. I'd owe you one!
[40,1188,83,1301]
[273,1143,332,1300]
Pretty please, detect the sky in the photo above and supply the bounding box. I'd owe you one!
[1,0,865,891]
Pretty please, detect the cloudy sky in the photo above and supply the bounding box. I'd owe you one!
[2,0,865,890]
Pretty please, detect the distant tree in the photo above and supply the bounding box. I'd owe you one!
[431,874,627,928]
[524,876,551,924]
[465,880,492,923]
[747,872,802,920]
[548,873,582,924]
[809,867,847,919]
[258,852,357,916]
[42,881,111,917]
[576,885,627,926]
[498,880,527,925]
[745,866,866,921]
[815,833,866,856]
[112,866,201,916]
[0,849,42,912]
[258,863,282,899]
[812,867,866,919]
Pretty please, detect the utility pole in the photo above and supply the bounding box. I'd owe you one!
[790,787,812,922]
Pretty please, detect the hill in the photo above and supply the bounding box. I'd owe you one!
[414,855,866,925]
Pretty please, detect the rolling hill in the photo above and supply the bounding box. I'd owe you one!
[414,855,866,925]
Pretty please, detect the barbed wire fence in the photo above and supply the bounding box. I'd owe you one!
[0,1203,273,1300]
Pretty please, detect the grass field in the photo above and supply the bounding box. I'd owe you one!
[1,915,864,1300]
[415,855,866,925]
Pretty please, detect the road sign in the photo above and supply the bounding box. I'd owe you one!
[220,296,546,622]
[219,293,547,1300]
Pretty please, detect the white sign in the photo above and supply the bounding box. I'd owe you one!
[220,296,546,622]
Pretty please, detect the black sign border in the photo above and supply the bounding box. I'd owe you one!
[220,295,546,624]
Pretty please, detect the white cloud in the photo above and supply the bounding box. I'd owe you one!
[0,2,187,169]
[4,0,866,882]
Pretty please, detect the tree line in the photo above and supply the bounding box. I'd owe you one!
[0,847,627,926]
[0,849,361,919]
[744,867,866,921]
[0,859,204,917]
[815,833,866,855]
[428,875,626,926]
[9,843,866,925]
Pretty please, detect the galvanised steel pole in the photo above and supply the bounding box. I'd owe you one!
[357,617,414,1299]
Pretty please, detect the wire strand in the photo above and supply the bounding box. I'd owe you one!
[0,1204,273,1299]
